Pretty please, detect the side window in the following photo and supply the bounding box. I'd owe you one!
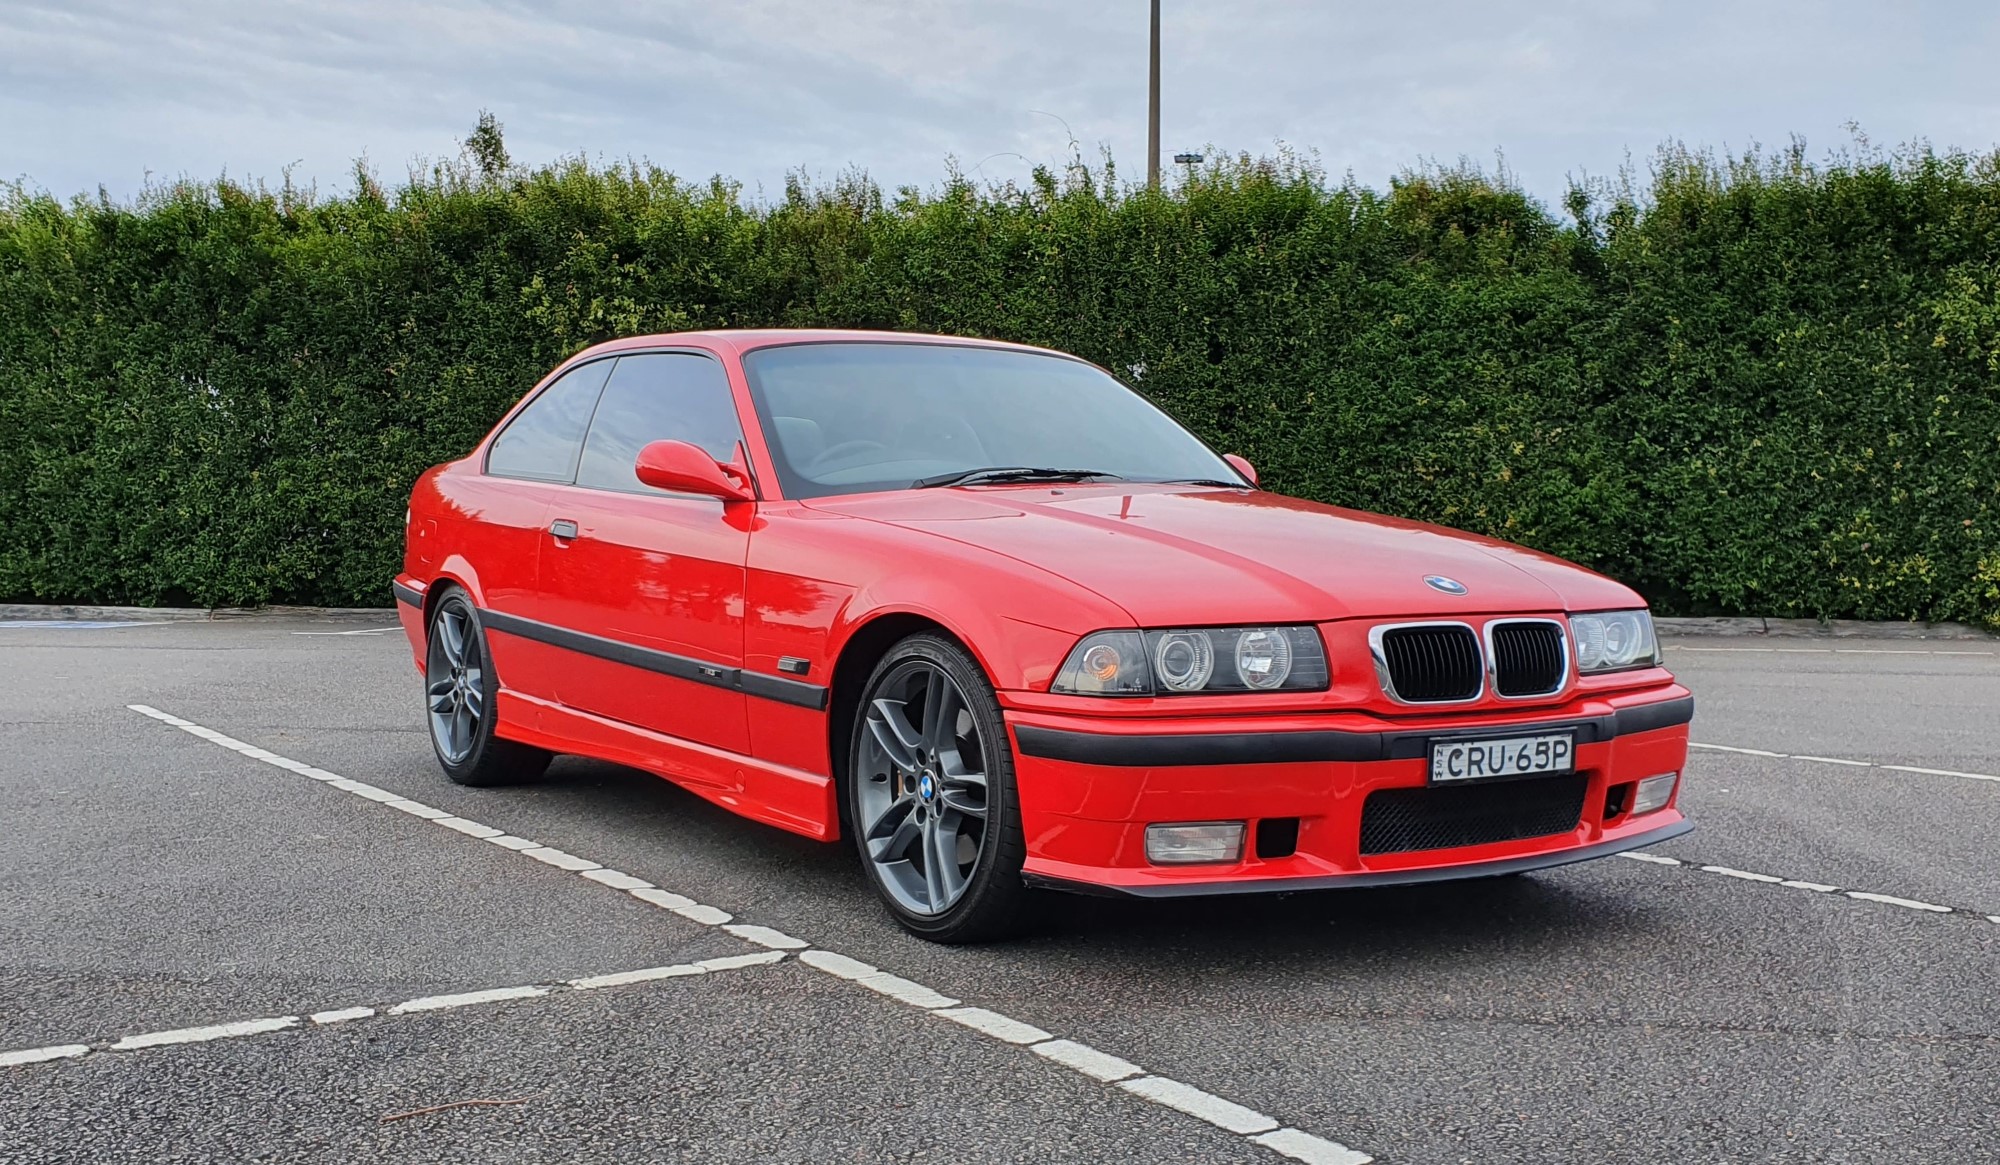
[575,353,745,493]
[486,360,615,482]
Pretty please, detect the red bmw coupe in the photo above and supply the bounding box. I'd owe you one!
[395,330,1692,941]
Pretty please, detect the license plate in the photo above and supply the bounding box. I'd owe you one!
[1430,733,1574,783]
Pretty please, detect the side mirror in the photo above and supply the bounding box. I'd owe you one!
[1223,453,1259,487]
[634,440,754,502]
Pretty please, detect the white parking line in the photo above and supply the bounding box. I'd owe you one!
[1690,741,2000,785]
[291,627,401,636]
[1030,1038,1141,1082]
[1845,891,1953,913]
[5,955,786,1067]
[387,986,548,1015]
[0,620,166,630]
[110,1016,299,1051]
[937,1007,1053,1045]
[1620,852,1989,920]
[0,1045,90,1067]
[1121,1075,1280,1135]
[121,705,1374,1164]
[1669,645,1996,656]
[1702,865,1785,884]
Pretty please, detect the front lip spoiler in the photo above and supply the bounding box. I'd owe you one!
[1021,817,1694,899]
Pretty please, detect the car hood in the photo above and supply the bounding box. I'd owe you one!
[806,486,1643,626]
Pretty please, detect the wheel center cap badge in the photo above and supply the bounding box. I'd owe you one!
[1424,575,1469,595]
[918,773,936,800]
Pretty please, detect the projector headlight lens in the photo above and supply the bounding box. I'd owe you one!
[1234,628,1294,689]
[1152,632,1215,692]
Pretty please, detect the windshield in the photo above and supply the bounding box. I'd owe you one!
[740,342,1242,499]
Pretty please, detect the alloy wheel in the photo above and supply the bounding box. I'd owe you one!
[856,660,991,916]
[425,602,485,765]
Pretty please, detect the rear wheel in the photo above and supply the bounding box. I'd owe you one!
[424,588,550,787]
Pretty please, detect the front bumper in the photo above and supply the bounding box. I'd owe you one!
[1005,688,1693,897]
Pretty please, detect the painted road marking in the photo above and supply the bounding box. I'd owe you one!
[291,627,400,636]
[579,869,654,891]
[1030,1038,1142,1082]
[0,1045,90,1067]
[568,965,706,990]
[936,1007,1054,1046]
[0,620,166,630]
[122,704,1375,1164]
[1121,1075,1281,1135]
[6,956,785,1069]
[387,986,548,1015]
[1669,645,1995,656]
[110,1016,299,1051]
[851,970,959,1009]
[722,924,810,950]
[1621,852,1991,920]
[1845,891,1953,913]
[1252,1128,1376,1165]
[1702,866,1785,883]
[1691,741,2000,785]
[1619,852,1682,866]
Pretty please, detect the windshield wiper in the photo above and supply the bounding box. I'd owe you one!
[1156,477,1247,488]
[912,466,1125,489]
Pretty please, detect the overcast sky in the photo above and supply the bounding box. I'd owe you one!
[6,1,1999,209]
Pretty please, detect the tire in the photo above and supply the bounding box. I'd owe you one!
[847,632,1033,943]
[424,587,551,787]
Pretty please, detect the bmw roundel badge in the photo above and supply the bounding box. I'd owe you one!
[1424,575,1469,596]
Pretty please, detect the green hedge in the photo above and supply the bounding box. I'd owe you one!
[4,139,1998,626]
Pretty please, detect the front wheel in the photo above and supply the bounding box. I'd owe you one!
[424,588,550,787]
[849,633,1031,943]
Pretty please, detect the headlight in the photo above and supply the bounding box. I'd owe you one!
[1570,609,1660,673]
[1152,631,1215,692]
[1053,626,1329,696]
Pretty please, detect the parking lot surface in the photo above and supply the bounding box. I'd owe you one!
[2,618,1995,1163]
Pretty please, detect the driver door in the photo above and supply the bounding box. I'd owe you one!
[534,351,754,756]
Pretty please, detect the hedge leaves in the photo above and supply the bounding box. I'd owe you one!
[2,141,1996,626]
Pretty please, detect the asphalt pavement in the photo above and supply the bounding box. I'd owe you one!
[0,617,1994,1164]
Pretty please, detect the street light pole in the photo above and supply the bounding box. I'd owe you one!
[1147,0,1161,190]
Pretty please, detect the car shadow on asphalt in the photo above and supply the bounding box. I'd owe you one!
[531,755,1666,975]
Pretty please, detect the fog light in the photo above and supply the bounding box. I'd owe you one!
[1144,822,1245,865]
[1632,772,1678,816]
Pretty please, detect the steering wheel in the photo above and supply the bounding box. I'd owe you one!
[806,440,891,477]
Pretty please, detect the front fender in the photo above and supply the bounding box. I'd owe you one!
[826,584,1089,694]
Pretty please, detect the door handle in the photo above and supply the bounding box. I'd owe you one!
[549,519,578,541]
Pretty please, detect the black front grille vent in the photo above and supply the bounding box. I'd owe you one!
[1359,773,1589,855]
[1490,621,1566,697]
[1377,624,1483,703]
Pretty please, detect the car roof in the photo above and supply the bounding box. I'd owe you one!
[566,328,1075,363]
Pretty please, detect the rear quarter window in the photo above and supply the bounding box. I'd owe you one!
[486,359,616,482]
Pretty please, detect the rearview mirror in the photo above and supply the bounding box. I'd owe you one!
[634,440,754,502]
[1223,453,1259,487]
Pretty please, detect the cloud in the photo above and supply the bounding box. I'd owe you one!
[4,0,1998,205]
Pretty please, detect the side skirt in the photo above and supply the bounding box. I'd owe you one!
[493,689,839,843]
